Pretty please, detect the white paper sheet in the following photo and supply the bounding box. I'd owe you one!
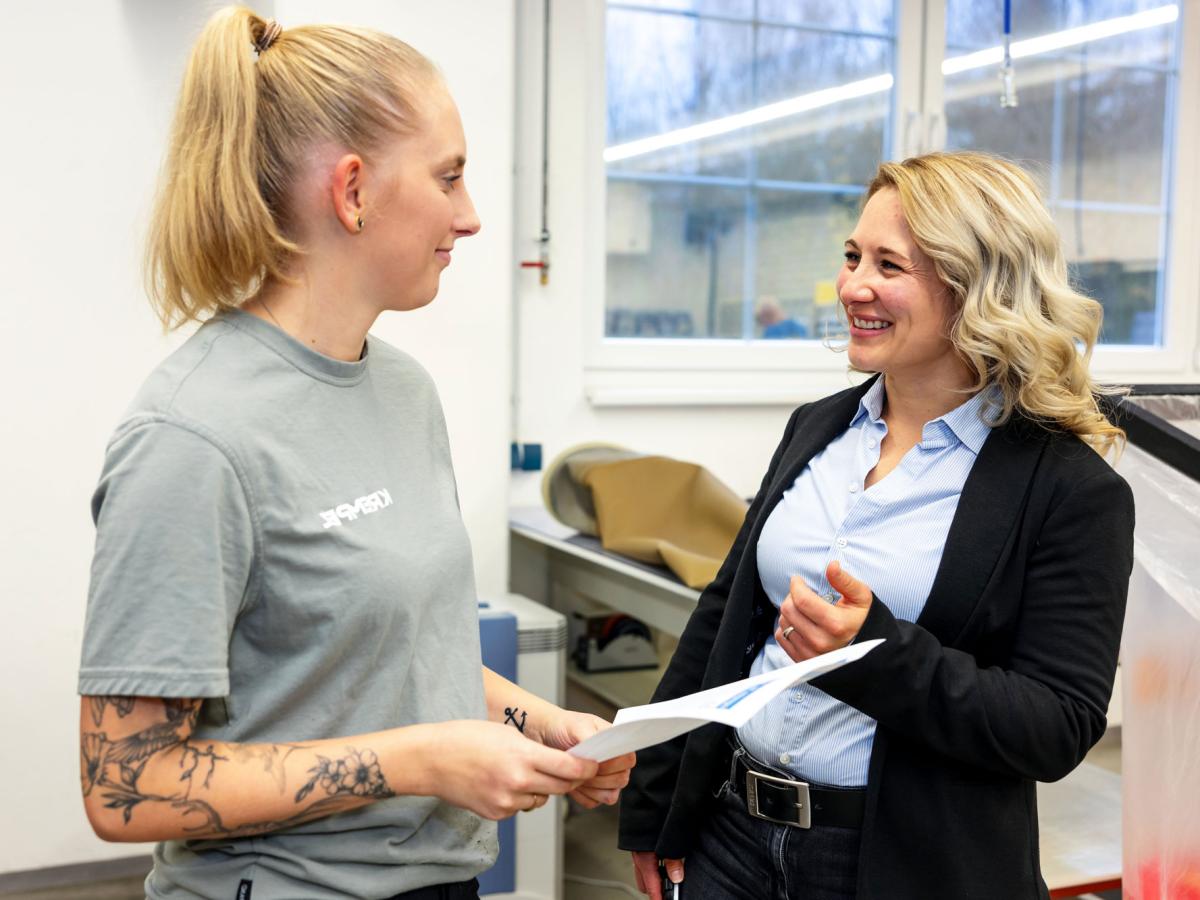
[568,639,884,761]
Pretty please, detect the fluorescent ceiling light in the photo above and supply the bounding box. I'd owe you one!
[603,74,892,163]
[603,4,1177,164]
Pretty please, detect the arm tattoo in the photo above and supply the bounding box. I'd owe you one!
[89,696,134,727]
[81,698,395,837]
[503,706,527,733]
[294,750,392,802]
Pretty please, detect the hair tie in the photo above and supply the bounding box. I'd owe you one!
[255,20,282,54]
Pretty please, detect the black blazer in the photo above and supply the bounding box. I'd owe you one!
[618,378,1135,899]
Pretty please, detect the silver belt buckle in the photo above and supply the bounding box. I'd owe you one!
[745,769,812,829]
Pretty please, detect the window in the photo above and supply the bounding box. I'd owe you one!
[604,1,897,341]
[942,2,1182,347]
[586,0,1198,387]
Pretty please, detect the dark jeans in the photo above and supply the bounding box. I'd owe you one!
[384,878,479,900]
[682,786,861,900]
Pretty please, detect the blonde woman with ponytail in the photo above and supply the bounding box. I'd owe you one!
[78,8,633,899]
[623,152,1134,900]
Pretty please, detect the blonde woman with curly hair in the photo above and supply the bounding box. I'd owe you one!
[76,7,633,899]
[623,151,1134,900]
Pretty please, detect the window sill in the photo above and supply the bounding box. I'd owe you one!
[586,385,843,407]
[581,345,1200,409]
[583,365,869,408]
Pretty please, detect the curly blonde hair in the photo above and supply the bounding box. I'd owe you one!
[865,151,1125,457]
[145,6,442,330]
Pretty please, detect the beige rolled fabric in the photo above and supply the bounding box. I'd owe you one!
[542,444,748,590]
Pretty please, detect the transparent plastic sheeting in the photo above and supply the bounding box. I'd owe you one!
[1117,442,1200,898]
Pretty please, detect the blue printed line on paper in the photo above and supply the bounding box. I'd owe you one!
[717,683,767,709]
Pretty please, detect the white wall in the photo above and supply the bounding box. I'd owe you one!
[0,0,513,876]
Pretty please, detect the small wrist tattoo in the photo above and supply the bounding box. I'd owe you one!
[503,706,527,733]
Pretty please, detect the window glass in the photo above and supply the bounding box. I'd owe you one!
[605,182,746,339]
[946,0,1172,51]
[943,1,1180,346]
[602,1,1182,349]
[625,0,754,16]
[753,190,863,341]
[753,26,892,185]
[757,0,893,33]
[605,2,896,340]
[1053,209,1164,345]
[607,9,754,178]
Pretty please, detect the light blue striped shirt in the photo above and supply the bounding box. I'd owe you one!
[737,378,995,786]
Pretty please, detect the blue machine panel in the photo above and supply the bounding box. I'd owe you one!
[477,608,518,895]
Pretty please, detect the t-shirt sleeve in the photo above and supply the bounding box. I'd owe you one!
[78,418,256,698]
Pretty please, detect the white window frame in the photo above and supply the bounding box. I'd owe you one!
[565,0,1200,406]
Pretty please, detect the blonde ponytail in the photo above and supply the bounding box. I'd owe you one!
[145,6,441,330]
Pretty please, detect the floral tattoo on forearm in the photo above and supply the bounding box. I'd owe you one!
[81,697,395,837]
[294,749,391,802]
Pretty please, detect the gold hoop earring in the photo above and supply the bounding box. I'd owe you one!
[356,215,364,232]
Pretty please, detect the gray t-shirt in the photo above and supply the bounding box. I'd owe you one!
[79,310,496,899]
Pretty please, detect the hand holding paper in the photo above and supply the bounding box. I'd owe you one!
[569,639,884,761]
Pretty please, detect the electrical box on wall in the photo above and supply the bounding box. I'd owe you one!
[510,442,543,471]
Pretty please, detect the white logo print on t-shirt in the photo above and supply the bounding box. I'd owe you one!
[319,488,393,529]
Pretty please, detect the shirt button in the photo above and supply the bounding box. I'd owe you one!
[849,483,858,493]
[779,753,791,766]
[824,592,837,602]
[836,537,848,548]
[868,438,877,448]
[790,691,803,703]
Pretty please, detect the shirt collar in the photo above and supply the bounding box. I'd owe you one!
[933,386,997,454]
[850,377,887,428]
[850,378,997,455]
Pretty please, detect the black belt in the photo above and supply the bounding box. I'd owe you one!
[732,750,866,830]
[384,879,479,900]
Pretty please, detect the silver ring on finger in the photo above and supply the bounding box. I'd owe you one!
[781,625,795,640]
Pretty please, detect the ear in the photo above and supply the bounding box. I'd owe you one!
[330,153,365,235]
